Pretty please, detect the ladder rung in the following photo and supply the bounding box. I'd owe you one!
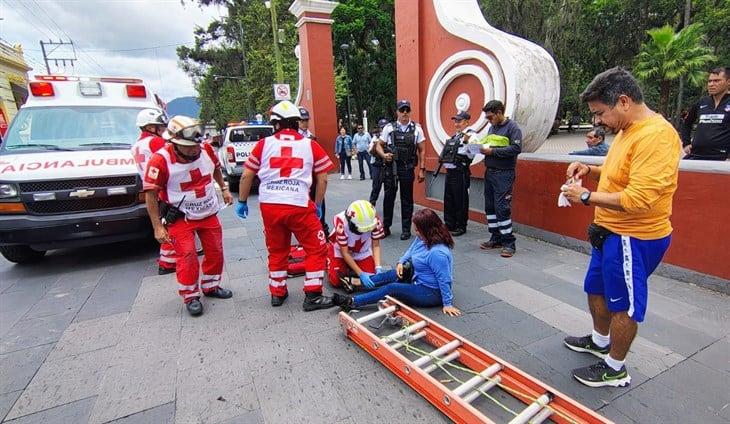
[382,320,428,342]
[389,331,426,350]
[529,407,553,424]
[452,363,502,397]
[508,393,553,424]
[414,339,461,367]
[463,376,502,404]
[422,350,460,374]
[356,305,398,324]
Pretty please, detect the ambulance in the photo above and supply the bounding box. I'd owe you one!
[0,75,164,263]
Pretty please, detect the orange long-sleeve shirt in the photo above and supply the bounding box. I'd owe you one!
[594,115,681,240]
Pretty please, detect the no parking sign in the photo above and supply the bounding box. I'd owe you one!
[273,84,291,101]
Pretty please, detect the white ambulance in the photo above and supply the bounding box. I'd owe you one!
[0,75,163,263]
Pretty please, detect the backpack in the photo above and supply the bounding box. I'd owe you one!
[287,245,307,277]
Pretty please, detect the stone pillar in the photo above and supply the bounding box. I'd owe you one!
[289,0,339,159]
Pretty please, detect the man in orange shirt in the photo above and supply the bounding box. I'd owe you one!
[561,67,681,388]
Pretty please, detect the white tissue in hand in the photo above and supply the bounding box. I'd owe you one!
[558,179,582,208]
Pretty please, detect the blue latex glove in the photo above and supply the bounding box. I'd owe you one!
[316,203,323,219]
[359,272,375,288]
[375,266,384,274]
[235,200,248,219]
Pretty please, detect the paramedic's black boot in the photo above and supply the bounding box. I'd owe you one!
[186,298,203,316]
[332,293,354,312]
[204,287,233,299]
[271,292,288,307]
[158,266,175,275]
[303,292,335,311]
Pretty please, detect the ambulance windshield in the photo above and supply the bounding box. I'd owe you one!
[2,106,143,152]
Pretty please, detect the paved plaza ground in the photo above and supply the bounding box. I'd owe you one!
[0,166,728,423]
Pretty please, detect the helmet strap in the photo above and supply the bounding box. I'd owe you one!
[173,143,200,162]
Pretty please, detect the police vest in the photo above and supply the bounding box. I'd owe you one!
[440,132,470,166]
[390,122,417,167]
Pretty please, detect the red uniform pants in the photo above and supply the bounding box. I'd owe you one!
[327,243,376,287]
[261,202,327,297]
[158,241,176,270]
[167,214,223,303]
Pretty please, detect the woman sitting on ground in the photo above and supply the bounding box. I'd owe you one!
[333,209,462,316]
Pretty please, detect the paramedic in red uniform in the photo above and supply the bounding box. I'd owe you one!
[132,108,178,275]
[143,115,234,316]
[236,100,336,311]
[328,199,385,292]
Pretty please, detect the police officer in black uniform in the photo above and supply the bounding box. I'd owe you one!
[298,106,329,234]
[368,118,390,207]
[377,100,427,240]
[443,111,476,237]
[680,67,730,161]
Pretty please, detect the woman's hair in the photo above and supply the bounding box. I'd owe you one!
[413,209,454,249]
[592,126,606,141]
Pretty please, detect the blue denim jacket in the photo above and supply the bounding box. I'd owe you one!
[335,135,353,154]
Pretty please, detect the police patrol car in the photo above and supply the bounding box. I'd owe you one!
[0,75,164,263]
[218,120,273,191]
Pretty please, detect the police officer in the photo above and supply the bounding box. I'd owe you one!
[298,106,329,234]
[368,118,390,207]
[680,67,730,160]
[478,100,522,258]
[443,111,476,237]
[377,100,427,240]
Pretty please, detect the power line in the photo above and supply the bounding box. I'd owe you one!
[83,42,192,53]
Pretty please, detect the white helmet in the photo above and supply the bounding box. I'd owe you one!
[136,108,167,129]
[269,100,302,122]
[346,200,378,233]
[162,115,204,146]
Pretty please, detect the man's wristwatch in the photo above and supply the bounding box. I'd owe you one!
[580,191,592,206]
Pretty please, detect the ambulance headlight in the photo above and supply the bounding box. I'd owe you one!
[0,184,19,199]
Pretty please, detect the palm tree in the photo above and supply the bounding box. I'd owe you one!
[634,23,716,115]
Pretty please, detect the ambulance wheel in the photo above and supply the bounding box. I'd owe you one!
[226,175,240,193]
[0,245,46,264]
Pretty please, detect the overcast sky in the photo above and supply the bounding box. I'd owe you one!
[0,0,226,101]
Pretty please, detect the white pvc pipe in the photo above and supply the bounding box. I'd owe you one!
[414,340,461,367]
[356,305,398,324]
[422,350,461,374]
[529,407,553,424]
[463,376,502,404]
[452,363,502,397]
[381,320,428,342]
[508,393,553,424]
[389,331,427,350]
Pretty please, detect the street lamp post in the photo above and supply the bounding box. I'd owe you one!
[340,43,353,132]
[265,0,285,83]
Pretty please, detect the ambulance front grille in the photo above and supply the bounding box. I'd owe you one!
[25,195,138,215]
[19,176,138,192]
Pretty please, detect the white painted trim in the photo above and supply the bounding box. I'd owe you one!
[295,16,335,28]
[289,0,339,19]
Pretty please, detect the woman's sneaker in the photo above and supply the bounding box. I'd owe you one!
[563,334,610,358]
[572,361,631,388]
[331,293,354,311]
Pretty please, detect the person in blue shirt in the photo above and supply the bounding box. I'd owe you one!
[352,124,372,180]
[335,127,354,179]
[569,127,610,156]
[332,208,462,316]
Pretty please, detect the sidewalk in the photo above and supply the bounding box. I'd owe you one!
[0,176,727,423]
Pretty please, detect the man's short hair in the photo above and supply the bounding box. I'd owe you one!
[580,67,644,105]
[709,67,730,78]
[482,100,505,114]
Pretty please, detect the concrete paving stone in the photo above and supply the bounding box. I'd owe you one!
[286,301,342,335]
[308,326,385,379]
[212,409,266,424]
[1,274,59,297]
[175,372,259,424]
[74,261,148,322]
[223,245,263,261]
[177,318,248,373]
[50,269,105,293]
[0,343,54,395]
[46,312,129,361]
[106,402,175,424]
[0,294,39,340]
[3,396,97,424]
[24,284,95,319]
[112,316,180,363]
[451,262,511,289]
[0,310,75,355]
[253,361,351,424]
[596,405,640,424]
[650,274,730,312]
[608,378,729,424]
[238,321,312,377]
[482,280,562,314]
[223,274,270,303]
[461,250,511,271]
[532,303,594,339]
[223,227,248,239]
[232,296,295,335]
[465,301,561,347]
[226,258,269,279]
[680,306,730,339]
[0,390,21,422]
[650,358,730,420]
[488,261,566,290]
[448,284,500,312]
[691,337,730,374]
[0,277,17,294]
[542,263,587,286]
[5,347,112,420]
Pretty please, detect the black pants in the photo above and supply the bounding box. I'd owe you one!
[338,153,352,175]
[356,151,371,179]
[484,168,516,248]
[309,182,328,234]
[383,166,414,233]
[444,166,470,231]
[369,164,385,205]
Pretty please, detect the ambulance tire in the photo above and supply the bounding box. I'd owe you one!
[0,245,46,264]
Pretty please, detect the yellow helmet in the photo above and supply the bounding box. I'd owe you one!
[346,200,378,233]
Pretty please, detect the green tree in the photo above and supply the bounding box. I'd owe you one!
[634,23,715,115]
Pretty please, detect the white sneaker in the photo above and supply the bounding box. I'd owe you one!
[340,175,345,180]
[347,175,352,180]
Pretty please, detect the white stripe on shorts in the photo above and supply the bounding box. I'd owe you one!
[621,235,635,318]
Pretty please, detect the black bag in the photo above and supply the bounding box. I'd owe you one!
[160,196,186,225]
[587,223,614,251]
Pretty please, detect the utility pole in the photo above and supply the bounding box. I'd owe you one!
[39,39,77,74]
[674,0,692,127]
[341,43,353,131]
[266,0,285,83]
[236,16,253,118]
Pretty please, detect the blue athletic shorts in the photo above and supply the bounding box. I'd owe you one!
[584,233,671,322]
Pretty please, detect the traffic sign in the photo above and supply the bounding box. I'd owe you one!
[273,84,291,100]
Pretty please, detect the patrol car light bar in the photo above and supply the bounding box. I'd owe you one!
[126,84,147,98]
[29,82,54,97]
